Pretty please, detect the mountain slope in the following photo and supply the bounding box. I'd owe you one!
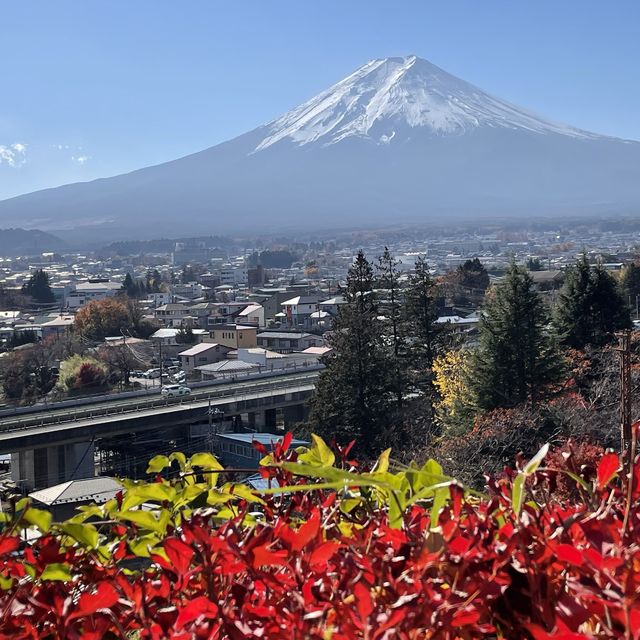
[0,55,638,239]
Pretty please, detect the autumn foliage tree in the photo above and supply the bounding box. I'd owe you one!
[74,297,135,341]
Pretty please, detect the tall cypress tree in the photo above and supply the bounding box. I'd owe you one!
[405,256,443,394]
[375,247,406,408]
[620,262,640,313]
[309,251,392,456]
[555,254,631,348]
[22,269,55,303]
[471,262,562,410]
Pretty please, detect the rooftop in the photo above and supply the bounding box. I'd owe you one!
[29,477,123,506]
[178,342,226,357]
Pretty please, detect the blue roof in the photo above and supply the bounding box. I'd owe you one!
[216,432,308,447]
[245,473,282,491]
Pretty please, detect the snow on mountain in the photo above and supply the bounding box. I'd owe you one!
[255,55,597,151]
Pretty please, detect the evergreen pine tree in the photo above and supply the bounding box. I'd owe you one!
[456,258,490,292]
[375,247,406,408]
[405,256,443,392]
[471,262,562,410]
[121,273,137,297]
[621,262,640,311]
[22,269,55,303]
[555,254,631,348]
[309,251,392,457]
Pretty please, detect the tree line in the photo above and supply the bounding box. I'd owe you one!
[308,250,632,462]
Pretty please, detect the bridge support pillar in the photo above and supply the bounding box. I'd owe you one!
[247,411,267,431]
[264,409,278,430]
[11,441,95,492]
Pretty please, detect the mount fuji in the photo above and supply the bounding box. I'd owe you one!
[1,55,639,239]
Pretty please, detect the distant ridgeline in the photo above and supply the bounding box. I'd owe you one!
[101,236,230,257]
[0,228,65,256]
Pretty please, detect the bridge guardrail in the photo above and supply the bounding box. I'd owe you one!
[0,364,324,419]
[0,371,320,435]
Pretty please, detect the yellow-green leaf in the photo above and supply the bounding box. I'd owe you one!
[129,533,161,557]
[190,452,223,471]
[22,507,52,533]
[41,563,72,582]
[146,455,170,474]
[122,483,176,510]
[169,452,187,471]
[0,575,13,590]
[116,509,170,535]
[372,448,391,474]
[512,473,525,516]
[58,522,99,549]
[298,434,335,467]
[524,443,549,475]
[206,489,234,505]
[229,484,266,505]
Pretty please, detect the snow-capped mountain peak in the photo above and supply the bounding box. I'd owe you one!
[255,55,596,151]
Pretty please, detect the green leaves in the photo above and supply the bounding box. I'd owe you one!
[58,523,99,549]
[298,434,336,467]
[22,507,52,533]
[512,474,525,517]
[40,563,72,582]
[146,455,171,474]
[269,435,461,529]
[512,443,550,516]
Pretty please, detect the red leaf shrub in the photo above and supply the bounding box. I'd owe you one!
[0,437,639,638]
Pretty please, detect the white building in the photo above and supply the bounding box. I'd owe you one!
[64,280,122,310]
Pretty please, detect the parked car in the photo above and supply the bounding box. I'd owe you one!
[145,368,162,379]
[161,384,191,397]
[166,366,180,374]
[131,370,145,378]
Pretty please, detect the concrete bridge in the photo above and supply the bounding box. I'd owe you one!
[0,368,321,490]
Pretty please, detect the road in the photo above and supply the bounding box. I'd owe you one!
[0,369,321,434]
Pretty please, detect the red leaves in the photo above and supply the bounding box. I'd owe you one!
[1,443,640,639]
[72,583,120,619]
[309,541,340,569]
[252,544,289,568]
[0,536,19,556]
[175,596,219,629]
[353,582,374,620]
[291,508,320,551]
[597,452,620,489]
[164,538,194,576]
[555,544,583,567]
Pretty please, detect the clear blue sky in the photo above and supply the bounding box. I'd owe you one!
[1,0,638,200]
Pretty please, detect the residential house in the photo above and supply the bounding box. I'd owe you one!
[64,279,122,310]
[207,324,258,349]
[154,303,191,327]
[29,477,123,521]
[256,331,325,353]
[319,296,346,316]
[280,296,321,329]
[171,282,207,300]
[179,343,231,373]
[237,347,321,370]
[237,303,265,328]
[40,315,74,340]
[196,359,260,380]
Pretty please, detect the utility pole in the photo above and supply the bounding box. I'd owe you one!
[616,329,632,471]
